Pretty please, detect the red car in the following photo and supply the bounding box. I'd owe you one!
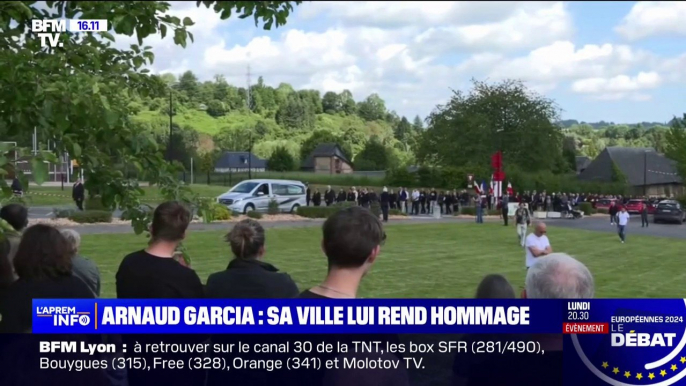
[594,199,615,210]
[625,199,656,214]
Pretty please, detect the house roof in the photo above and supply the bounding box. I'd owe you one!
[215,152,266,169]
[575,156,591,173]
[578,147,681,186]
[301,143,351,168]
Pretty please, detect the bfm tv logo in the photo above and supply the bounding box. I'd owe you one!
[36,306,91,327]
[31,19,66,48]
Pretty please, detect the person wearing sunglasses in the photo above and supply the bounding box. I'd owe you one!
[525,222,552,270]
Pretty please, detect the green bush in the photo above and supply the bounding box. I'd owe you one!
[211,203,232,220]
[597,208,609,214]
[68,210,113,224]
[579,202,593,216]
[85,197,106,210]
[267,199,280,215]
[486,209,501,216]
[460,207,477,216]
[246,211,263,219]
[53,208,76,219]
[297,202,357,219]
[389,209,407,216]
[677,195,686,208]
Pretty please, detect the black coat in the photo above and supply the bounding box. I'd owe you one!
[324,190,336,205]
[336,191,346,202]
[380,192,390,206]
[72,183,85,200]
[205,258,299,299]
[312,192,322,206]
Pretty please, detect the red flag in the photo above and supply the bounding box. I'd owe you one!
[491,151,502,170]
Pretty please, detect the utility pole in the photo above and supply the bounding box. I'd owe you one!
[248,132,253,180]
[246,64,252,112]
[246,64,253,180]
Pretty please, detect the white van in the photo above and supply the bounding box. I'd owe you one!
[216,179,307,214]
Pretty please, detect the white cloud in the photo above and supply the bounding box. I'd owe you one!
[414,2,572,54]
[571,72,662,101]
[616,1,686,40]
[100,1,686,120]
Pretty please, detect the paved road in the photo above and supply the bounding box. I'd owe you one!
[38,212,686,239]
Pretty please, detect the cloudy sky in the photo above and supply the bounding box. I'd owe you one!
[124,1,686,124]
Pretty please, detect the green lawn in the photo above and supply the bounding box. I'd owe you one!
[79,222,686,299]
[22,185,232,207]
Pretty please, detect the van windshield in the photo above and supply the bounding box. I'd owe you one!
[230,182,259,194]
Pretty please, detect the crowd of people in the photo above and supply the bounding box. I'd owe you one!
[0,197,594,385]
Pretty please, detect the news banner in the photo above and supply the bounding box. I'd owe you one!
[24,299,686,385]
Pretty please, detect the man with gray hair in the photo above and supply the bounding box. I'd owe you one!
[61,229,101,297]
[524,253,594,299]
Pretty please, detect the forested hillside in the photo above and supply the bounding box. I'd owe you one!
[130,71,422,172]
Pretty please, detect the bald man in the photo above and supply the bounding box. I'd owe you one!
[524,222,552,269]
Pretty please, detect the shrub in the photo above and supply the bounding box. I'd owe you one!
[54,208,76,219]
[597,208,609,214]
[460,207,476,216]
[267,199,280,215]
[297,206,338,218]
[211,203,232,221]
[68,210,113,224]
[677,195,686,208]
[486,209,501,216]
[579,202,593,216]
[85,197,105,210]
[246,211,263,219]
[389,209,407,216]
[267,146,296,172]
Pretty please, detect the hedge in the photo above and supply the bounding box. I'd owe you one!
[53,208,77,219]
[597,208,609,214]
[389,209,407,216]
[246,211,263,219]
[579,202,593,216]
[68,210,113,224]
[297,202,360,219]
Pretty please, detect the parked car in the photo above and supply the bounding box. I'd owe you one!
[594,199,615,210]
[216,179,307,214]
[653,200,685,224]
[624,200,656,215]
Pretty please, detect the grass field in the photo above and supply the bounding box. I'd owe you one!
[79,222,686,299]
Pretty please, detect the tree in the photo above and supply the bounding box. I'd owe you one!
[354,137,390,170]
[267,146,296,171]
[393,117,413,141]
[275,93,315,130]
[340,90,356,115]
[178,71,199,101]
[665,114,686,180]
[561,136,577,173]
[417,79,564,172]
[357,94,386,121]
[412,115,424,132]
[322,91,341,114]
[206,100,226,117]
[0,1,302,238]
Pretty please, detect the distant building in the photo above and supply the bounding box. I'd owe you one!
[575,156,591,174]
[578,147,683,196]
[301,143,353,174]
[214,152,266,173]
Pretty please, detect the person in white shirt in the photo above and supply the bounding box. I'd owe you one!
[411,189,420,215]
[525,222,552,269]
[617,206,630,243]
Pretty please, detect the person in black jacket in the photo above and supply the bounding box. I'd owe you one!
[206,219,298,299]
[0,224,94,333]
[347,187,357,203]
[313,188,322,206]
[368,188,378,204]
[419,190,427,214]
[380,187,390,222]
[336,188,346,203]
[429,188,437,214]
[11,177,22,196]
[324,185,336,206]
[389,189,397,209]
[305,183,311,206]
[72,179,85,210]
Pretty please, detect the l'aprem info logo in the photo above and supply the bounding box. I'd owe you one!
[36,306,91,327]
[31,19,108,48]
